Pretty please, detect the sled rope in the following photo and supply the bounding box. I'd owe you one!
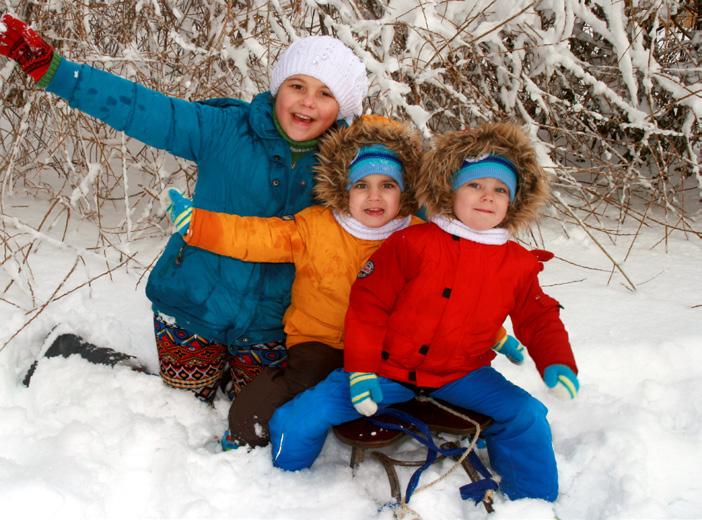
[410,396,488,500]
[369,396,494,518]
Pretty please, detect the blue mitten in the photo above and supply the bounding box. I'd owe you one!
[349,372,383,416]
[543,364,579,400]
[493,334,525,365]
[166,188,192,236]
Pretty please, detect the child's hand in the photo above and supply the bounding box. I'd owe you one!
[349,372,383,416]
[166,188,192,236]
[0,14,55,83]
[543,364,579,400]
[492,334,525,365]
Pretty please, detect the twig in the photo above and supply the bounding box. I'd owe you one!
[552,193,637,292]
[1,257,80,351]
[0,257,130,352]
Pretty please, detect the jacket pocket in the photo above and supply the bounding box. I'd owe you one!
[383,328,428,370]
[147,234,217,305]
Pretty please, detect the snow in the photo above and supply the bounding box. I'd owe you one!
[0,1,700,514]
[1,195,701,519]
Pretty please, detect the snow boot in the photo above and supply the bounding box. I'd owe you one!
[23,333,149,385]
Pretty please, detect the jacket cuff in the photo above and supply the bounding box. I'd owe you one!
[36,52,62,89]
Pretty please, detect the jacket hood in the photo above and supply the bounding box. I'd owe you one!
[416,122,550,234]
[313,115,422,217]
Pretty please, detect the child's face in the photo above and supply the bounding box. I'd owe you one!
[453,177,510,231]
[348,174,402,228]
[274,75,340,141]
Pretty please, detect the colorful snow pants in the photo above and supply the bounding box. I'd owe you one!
[269,366,559,501]
[153,314,286,403]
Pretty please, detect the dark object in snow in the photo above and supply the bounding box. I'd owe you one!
[333,398,495,512]
[23,333,149,385]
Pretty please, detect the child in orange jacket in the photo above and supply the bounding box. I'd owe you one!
[179,115,423,447]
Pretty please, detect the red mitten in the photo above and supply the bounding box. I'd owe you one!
[0,13,54,83]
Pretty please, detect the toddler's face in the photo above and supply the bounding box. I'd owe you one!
[453,177,509,231]
[348,174,402,228]
[274,75,339,141]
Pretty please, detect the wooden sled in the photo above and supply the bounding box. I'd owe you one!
[333,398,495,513]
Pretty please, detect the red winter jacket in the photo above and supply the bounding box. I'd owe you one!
[344,223,577,388]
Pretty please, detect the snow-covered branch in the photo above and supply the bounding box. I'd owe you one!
[0,0,698,290]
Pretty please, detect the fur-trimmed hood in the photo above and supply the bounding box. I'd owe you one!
[314,115,422,217]
[416,122,550,234]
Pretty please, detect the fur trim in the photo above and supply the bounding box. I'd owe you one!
[416,122,551,234]
[313,115,422,217]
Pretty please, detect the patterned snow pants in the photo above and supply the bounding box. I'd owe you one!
[153,314,287,403]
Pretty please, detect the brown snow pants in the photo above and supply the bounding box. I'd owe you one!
[228,341,343,447]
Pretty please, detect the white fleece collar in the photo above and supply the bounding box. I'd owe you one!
[430,215,509,245]
[333,211,412,240]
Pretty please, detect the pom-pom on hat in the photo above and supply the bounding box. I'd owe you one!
[452,154,518,202]
[348,144,405,191]
[270,35,369,122]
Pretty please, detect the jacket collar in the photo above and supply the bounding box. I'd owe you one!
[249,92,346,142]
[249,92,279,140]
[430,215,509,245]
[334,211,412,240]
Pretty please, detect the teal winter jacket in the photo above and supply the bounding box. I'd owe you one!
[46,58,321,347]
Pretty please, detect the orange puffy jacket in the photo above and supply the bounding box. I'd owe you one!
[186,205,422,349]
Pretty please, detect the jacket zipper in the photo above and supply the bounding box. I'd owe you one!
[175,244,186,266]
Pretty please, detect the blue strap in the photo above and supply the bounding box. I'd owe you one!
[467,450,491,479]
[459,477,499,503]
[457,451,498,503]
[369,407,488,503]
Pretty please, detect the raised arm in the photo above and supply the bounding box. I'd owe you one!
[0,13,228,163]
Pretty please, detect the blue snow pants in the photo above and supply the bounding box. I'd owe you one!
[269,366,558,501]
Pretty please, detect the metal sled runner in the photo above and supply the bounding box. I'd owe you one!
[333,398,496,513]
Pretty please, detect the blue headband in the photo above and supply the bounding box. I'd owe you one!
[452,155,518,202]
[347,144,404,191]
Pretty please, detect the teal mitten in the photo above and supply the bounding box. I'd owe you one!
[221,430,239,452]
[493,334,525,365]
[543,364,579,400]
[349,371,383,416]
[166,188,192,236]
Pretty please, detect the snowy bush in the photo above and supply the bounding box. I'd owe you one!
[0,0,699,281]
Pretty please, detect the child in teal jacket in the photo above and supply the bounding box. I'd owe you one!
[0,14,368,401]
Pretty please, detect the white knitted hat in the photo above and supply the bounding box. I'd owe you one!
[270,35,369,121]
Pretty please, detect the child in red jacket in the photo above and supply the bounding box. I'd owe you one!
[268,122,579,502]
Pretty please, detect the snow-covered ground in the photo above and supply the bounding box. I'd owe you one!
[1,197,700,520]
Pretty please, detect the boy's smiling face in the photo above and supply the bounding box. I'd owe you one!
[274,75,340,141]
[348,174,402,228]
[453,177,510,231]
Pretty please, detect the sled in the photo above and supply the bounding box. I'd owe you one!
[333,398,495,513]
[23,333,149,385]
